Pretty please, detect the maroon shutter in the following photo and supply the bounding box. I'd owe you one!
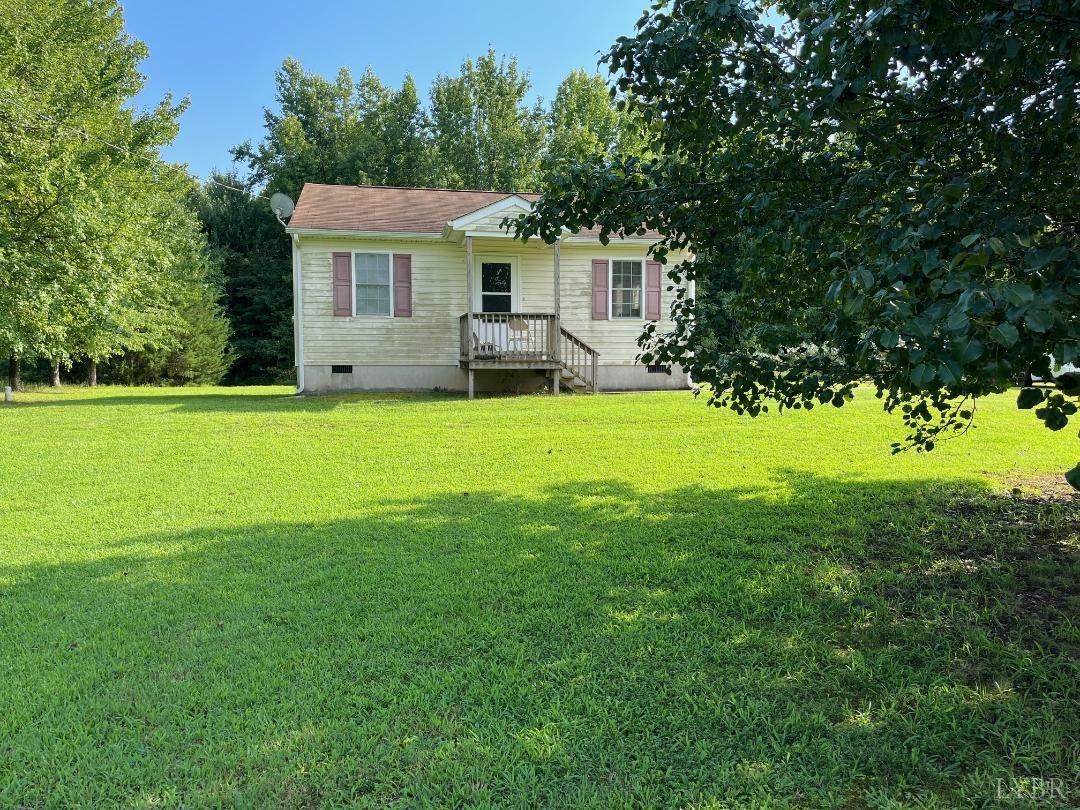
[332,252,351,316]
[645,261,662,321]
[393,254,412,317]
[591,259,609,320]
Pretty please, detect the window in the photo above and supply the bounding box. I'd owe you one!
[647,364,670,374]
[480,261,512,313]
[331,365,353,375]
[353,253,391,315]
[611,259,643,318]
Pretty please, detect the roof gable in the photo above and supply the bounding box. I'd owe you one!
[446,194,534,232]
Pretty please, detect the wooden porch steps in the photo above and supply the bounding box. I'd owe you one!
[558,367,590,393]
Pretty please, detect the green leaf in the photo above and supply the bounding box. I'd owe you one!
[1055,373,1079,394]
[941,183,964,201]
[961,232,982,247]
[825,280,843,304]
[907,317,934,339]
[945,310,969,332]
[811,14,839,38]
[877,330,899,349]
[1004,283,1035,307]
[910,363,936,386]
[990,323,1019,347]
[1038,406,1069,431]
[1024,308,1053,333]
[958,338,984,362]
[842,292,866,316]
[1016,387,1043,409]
[937,361,960,386]
[1066,463,1080,492]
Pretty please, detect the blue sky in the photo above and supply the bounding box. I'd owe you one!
[124,0,649,180]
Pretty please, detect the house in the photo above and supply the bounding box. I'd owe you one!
[285,184,692,396]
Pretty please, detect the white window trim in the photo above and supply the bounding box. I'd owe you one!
[608,257,645,320]
[351,250,394,318]
[472,253,520,312]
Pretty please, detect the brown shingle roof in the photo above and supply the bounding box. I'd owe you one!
[288,183,540,234]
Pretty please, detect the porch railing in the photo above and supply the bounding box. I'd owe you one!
[459,313,559,362]
[459,312,600,393]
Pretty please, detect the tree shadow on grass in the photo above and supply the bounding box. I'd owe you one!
[1,472,1076,806]
[3,389,469,414]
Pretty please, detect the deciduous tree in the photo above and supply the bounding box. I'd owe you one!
[194,174,293,382]
[513,0,1080,487]
[0,0,229,387]
[545,69,646,176]
[430,49,546,190]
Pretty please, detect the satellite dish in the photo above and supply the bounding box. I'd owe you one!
[270,192,294,222]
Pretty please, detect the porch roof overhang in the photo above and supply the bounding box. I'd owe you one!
[441,194,535,244]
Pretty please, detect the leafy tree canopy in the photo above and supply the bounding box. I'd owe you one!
[545,69,649,177]
[429,49,546,190]
[194,174,293,383]
[233,60,433,196]
[512,0,1080,487]
[0,0,231,386]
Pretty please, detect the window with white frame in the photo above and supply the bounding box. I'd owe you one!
[353,253,391,315]
[610,259,643,319]
[480,261,513,313]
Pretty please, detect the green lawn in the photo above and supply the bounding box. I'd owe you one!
[1,386,1076,807]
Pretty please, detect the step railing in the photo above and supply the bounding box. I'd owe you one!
[558,325,599,393]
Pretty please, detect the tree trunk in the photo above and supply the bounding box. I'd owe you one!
[87,359,98,387]
[50,360,61,388]
[7,355,21,391]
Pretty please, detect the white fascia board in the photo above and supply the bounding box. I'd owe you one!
[284,228,444,240]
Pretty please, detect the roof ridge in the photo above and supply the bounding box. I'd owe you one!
[304,182,540,196]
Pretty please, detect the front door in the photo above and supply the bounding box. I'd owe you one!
[473,255,516,313]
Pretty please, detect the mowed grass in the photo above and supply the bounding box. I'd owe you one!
[0,386,1076,807]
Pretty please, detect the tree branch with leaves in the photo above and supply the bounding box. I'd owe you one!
[511,0,1079,488]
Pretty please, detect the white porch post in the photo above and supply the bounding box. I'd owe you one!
[466,235,474,400]
[552,237,561,396]
[553,237,561,320]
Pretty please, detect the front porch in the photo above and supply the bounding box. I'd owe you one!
[450,197,599,398]
[458,312,599,395]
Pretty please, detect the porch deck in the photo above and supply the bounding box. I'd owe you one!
[459,313,599,393]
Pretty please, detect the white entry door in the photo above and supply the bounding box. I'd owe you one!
[473,255,518,313]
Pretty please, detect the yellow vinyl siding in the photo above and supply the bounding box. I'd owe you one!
[298,235,682,367]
